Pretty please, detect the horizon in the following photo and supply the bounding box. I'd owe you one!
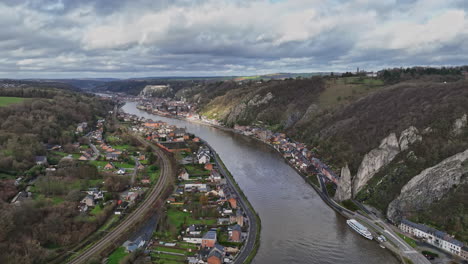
[3,65,467,81]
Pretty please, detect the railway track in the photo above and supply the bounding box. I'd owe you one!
[68,137,173,264]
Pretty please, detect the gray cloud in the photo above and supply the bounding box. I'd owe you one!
[0,0,467,78]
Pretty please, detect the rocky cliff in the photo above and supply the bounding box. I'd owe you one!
[139,85,172,97]
[351,127,423,197]
[452,113,467,135]
[334,164,352,201]
[387,149,468,221]
[352,133,401,195]
[399,126,422,151]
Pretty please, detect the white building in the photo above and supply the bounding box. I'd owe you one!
[197,147,211,164]
[183,237,202,244]
[178,169,190,181]
[184,183,207,192]
[399,219,464,256]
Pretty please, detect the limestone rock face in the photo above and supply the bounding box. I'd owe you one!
[139,85,172,97]
[452,114,467,135]
[387,149,468,221]
[352,133,400,195]
[334,164,352,202]
[399,126,422,151]
[225,102,247,125]
[247,92,273,107]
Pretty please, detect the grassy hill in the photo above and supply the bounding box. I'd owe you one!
[0,97,25,107]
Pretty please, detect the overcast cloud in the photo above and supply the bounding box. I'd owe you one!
[1,0,467,78]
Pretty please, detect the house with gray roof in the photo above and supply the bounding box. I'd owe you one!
[400,219,464,256]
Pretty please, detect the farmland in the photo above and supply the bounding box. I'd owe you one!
[0,96,25,107]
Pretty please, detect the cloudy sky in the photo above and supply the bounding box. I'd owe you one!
[1,0,468,79]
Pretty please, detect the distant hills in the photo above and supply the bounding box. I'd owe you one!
[3,72,332,91]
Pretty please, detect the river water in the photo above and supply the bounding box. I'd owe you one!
[122,102,398,264]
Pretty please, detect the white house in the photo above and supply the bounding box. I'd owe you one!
[197,147,211,164]
[184,183,207,192]
[178,169,190,181]
[400,219,464,256]
[210,170,222,182]
[198,153,210,164]
[183,237,202,244]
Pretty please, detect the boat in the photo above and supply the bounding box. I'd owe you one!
[346,219,373,240]
[380,245,386,249]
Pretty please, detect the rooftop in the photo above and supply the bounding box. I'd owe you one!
[401,219,464,247]
[203,230,217,240]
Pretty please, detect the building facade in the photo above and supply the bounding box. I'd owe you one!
[399,219,464,256]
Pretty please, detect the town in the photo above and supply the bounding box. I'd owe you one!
[114,111,256,264]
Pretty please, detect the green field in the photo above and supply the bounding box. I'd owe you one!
[319,77,384,108]
[183,164,210,176]
[167,207,216,227]
[33,194,65,205]
[113,144,132,151]
[113,162,135,169]
[89,160,108,168]
[151,252,185,263]
[90,205,103,215]
[105,135,121,144]
[0,172,16,180]
[107,247,129,264]
[155,246,187,254]
[397,233,418,248]
[0,97,25,107]
[177,242,197,250]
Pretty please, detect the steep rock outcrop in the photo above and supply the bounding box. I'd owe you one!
[247,92,273,107]
[225,102,247,125]
[139,85,172,97]
[387,149,468,221]
[452,113,467,135]
[399,126,422,151]
[353,133,400,195]
[334,164,352,202]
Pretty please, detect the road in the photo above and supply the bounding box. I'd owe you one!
[130,157,140,186]
[317,175,431,264]
[206,142,258,264]
[68,136,174,264]
[89,143,100,160]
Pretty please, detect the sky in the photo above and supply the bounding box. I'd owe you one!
[1,0,468,79]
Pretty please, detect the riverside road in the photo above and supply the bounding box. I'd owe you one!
[206,142,258,264]
[123,101,400,264]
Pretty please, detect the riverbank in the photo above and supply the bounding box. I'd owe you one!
[139,109,430,264]
[205,141,261,264]
[122,101,403,264]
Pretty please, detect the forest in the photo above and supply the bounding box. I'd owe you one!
[0,86,114,263]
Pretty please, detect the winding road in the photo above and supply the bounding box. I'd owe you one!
[68,136,174,264]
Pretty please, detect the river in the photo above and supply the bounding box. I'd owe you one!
[122,102,399,264]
